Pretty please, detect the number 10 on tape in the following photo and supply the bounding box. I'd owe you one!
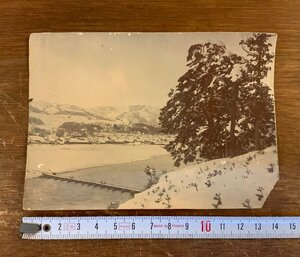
[21,216,300,240]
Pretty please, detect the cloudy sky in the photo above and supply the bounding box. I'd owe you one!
[29,32,277,108]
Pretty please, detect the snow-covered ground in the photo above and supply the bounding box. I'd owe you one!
[120,146,279,209]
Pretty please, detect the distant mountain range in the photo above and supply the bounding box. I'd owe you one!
[29,101,162,132]
[89,105,161,126]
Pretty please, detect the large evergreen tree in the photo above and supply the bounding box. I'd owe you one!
[159,43,242,165]
[239,33,276,150]
[159,33,276,166]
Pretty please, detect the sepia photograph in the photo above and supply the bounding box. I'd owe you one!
[23,32,279,210]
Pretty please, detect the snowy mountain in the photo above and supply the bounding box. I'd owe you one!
[119,146,279,209]
[29,101,162,133]
[89,105,160,126]
[30,101,110,121]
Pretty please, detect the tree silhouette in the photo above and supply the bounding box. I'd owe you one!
[160,33,276,166]
[159,43,227,165]
[239,33,276,150]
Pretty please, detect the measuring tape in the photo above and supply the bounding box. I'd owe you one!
[21,216,300,240]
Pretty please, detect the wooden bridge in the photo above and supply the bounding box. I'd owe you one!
[40,172,142,194]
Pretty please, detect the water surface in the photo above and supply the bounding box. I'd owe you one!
[24,144,183,210]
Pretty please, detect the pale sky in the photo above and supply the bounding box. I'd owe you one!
[29,32,277,108]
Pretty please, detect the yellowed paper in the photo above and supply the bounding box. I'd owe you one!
[23,32,279,210]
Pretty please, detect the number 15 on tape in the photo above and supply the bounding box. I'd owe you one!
[21,216,300,240]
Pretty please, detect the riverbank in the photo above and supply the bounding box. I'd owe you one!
[23,152,185,210]
[120,146,279,209]
[28,132,174,145]
[25,144,169,178]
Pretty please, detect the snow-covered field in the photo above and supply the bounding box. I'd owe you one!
[120,146,279,209]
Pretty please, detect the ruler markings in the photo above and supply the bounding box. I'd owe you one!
[21,216,300,240]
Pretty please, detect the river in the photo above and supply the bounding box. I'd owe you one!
[23,144,181,210]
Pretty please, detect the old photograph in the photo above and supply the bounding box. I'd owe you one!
[23,32,279,210]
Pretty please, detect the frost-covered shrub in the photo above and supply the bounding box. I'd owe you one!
[242,199,251,208]
[162,194,172,208]
[255,187,264,201]
[107,201,120,209]
[267,163,275,173]
[212,193,222,209]
[144,165,159,188]
[205,180,212,188]
[189,182,199,191]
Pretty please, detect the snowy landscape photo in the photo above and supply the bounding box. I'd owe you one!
[23,32,279,210]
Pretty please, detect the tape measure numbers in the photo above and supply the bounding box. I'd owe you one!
[21,216,300,239]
